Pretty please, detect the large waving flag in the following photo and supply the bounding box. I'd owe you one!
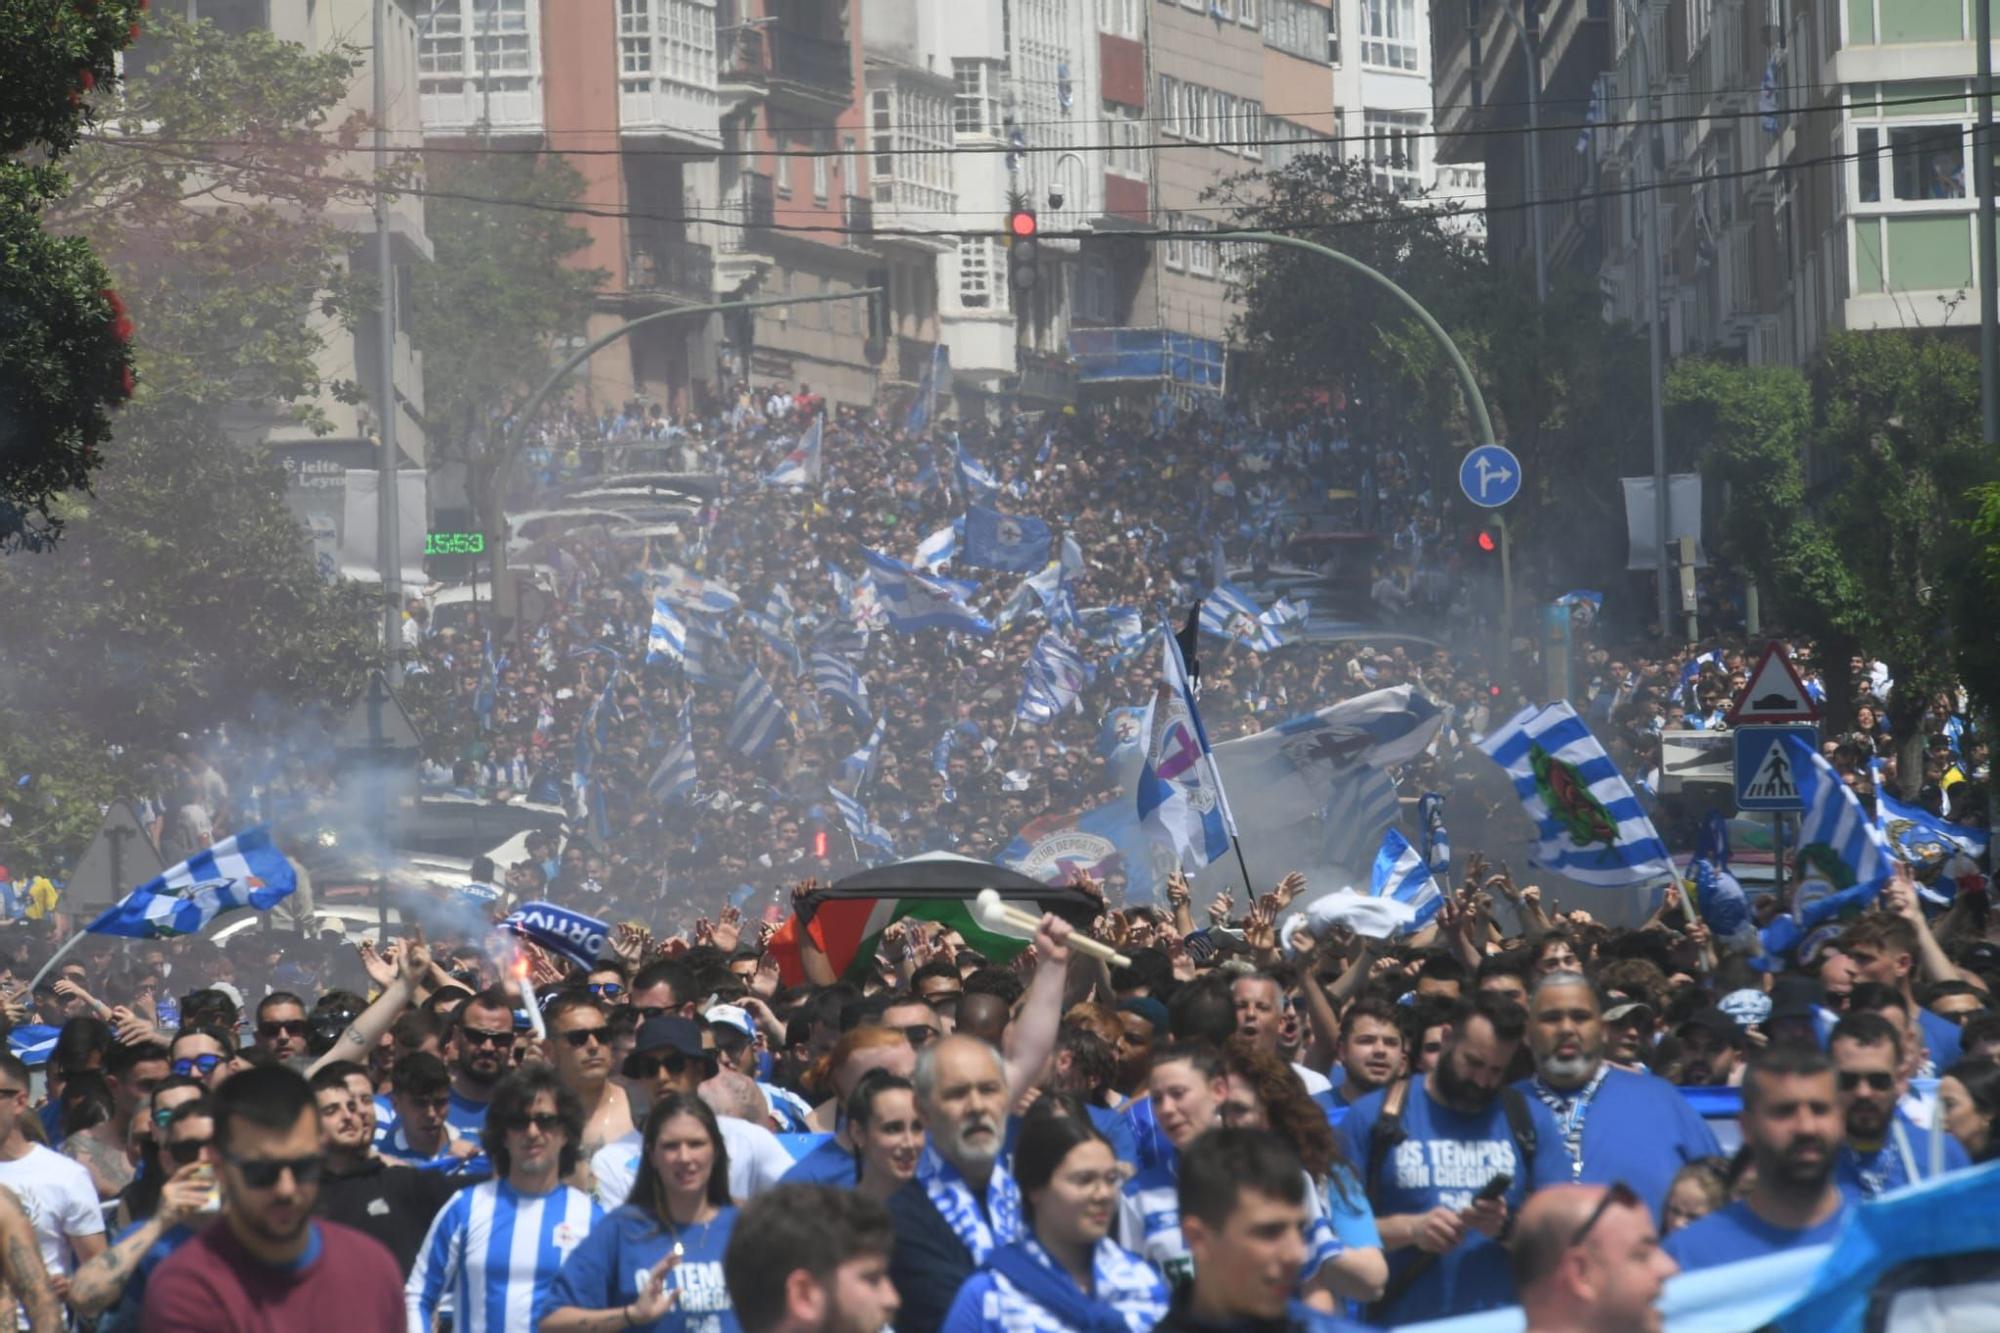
[1753,737,1897,964]
[962,504,1053,574]
[651,564,741,616]
[1477,702,1675,887]
[1371,827,1444,931]
[1200,582,1286,652]
[915,521,960,571]
[763,415,823,487]
[647,597,687,664]
[862,548,994,636]
[726,665,792,758]
[1137,632,1238,870]
[1418,792,1451,878]
[905,342,948,433]
[1016,632,1091,724]
[1876,788,1989,875]
[837,715,887,792]
[85,828,299,939]
[646,699,696,806]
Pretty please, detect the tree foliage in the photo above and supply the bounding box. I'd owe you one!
[408,148,604,534]
[0,0,142,552]
[1669,333,1995,780]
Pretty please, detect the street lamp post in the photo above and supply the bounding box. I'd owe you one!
[1487,2,1547,305]
[1615,0,1672,634]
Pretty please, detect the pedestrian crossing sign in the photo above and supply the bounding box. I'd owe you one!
[1733,724,1817,811]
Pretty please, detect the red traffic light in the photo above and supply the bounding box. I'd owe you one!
[1008,209,1038,239]
[1476,530,1497,553]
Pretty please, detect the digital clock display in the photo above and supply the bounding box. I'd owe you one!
[425,531,485,556]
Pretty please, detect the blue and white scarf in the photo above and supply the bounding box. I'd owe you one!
[918,1144,1023,1262]
[983,1236,1169,1333]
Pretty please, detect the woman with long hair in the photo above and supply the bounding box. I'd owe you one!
[845,1069,924,1202]
[544,1093,741,1333]
[940,1111,1167,1333]
[1219,1037,1388,1306]
[1939,1059,2000,1164]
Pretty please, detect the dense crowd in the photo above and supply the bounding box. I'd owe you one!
[0,388,1995,1331]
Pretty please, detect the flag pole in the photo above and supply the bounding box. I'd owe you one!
[26,928,95,999]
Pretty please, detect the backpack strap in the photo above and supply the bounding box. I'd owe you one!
[1499,1086,1538,1176]
[1363,1076,1411,1208]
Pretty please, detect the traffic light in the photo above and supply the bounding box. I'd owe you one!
[1475,529,1497,554]
[1468,521,1500,558]
[1007,200,1039,293]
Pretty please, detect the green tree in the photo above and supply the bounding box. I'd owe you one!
[0,13,383,868]
[1669,333,1994,788]
[408,148,605,554]
[0,0,142,551]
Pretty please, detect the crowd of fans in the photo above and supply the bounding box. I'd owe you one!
[0,388,1993,1330]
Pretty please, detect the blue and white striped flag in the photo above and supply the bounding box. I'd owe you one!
[811,649,871,723]
[742,608,802,673]
[905,342,948,434]
[1759,57,1781,133]
[1576,80,1603,154]
[1477,702,1676,887]
[1137,631,1237,870]
[837,715,887,792]
[1372,827,1444,931]
[1201,582,1286,652]
[827,785,896,861]
[85,828,299,939]
[1016,632,1091,724]
[1876,788,1989,898]
[651,564,741,616]
[726,665,791,758]
[763,415,823,487]
[647,700,696,806]
[963,505,1053,574]
[916,522,960,571]
[1679,648,1726,708]
[682,619,741,690]
[765,583,796,627]
[1753,735,1896,962]
[955,443,1001,504]
[862,548,994,636]
[647,597,687,664]
[1077,605,1145,653]
[1418,791,1451,878]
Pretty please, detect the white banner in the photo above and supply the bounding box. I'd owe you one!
[1623,473,1706,571]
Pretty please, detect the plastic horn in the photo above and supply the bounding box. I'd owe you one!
[972,889,1132,968]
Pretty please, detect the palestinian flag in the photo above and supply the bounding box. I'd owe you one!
[765,853,1101,986]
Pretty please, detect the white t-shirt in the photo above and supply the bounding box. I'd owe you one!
[1293,1061,1333,1096]
[589,1115,793,1207]
[0,1143,105,1276]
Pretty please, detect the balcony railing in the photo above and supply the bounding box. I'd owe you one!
[627,236,715,299]
[719,25,766,82]
[767,28,851,98]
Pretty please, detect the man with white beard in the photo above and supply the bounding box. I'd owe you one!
[1515,972,1720,1223]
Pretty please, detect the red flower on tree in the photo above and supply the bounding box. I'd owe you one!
[101,287,133,342]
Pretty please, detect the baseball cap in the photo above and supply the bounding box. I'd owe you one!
[623,1015,710,1079]
[1717,988,1772,1028]
[1768,976,1825,1025]
[1603,999,1655,1026]
[1674,1007,1744,1048]
[704,1004,755,1041]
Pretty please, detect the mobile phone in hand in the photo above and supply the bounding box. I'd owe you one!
[1472,1171,1513,1203]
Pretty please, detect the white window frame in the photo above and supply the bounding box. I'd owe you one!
[952,59,1000,136]
[1363,108,1424,194]
[1361,0,1419,72]
[1188,219,1217,276]
[958,236,995,308]
[1240,98,1263,159]
[1851,118,1973,211]
[1238,0,1258,25]
[1164,214,1186,269]
[1104,100,1146,176]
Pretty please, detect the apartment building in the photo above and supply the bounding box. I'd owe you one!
[1333,0,1484,213]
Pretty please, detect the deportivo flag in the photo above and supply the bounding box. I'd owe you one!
[726,665,792,758]
[1200,582,1285,652]
[962,505,1053,574]
[862,549,994,636]
[827,786,896,862]
[647,597,687,664]
[1754,736,1897,964]
[85,828,299,939]
[1477,701,1676,887]
[1016,632,1090,725]
[502,901,610,972]
[1371,827,1444,931]
[1137,631,1237,870]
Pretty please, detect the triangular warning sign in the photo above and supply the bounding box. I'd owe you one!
[1741,737,1799,801]
[66,802,169,910]
[1725,642,1820,724]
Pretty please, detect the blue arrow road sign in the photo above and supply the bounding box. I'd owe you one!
[1459,444,1522,508]
[1734,724,1817,811]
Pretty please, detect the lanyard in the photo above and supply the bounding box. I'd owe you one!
[1533,1066,1609,1181]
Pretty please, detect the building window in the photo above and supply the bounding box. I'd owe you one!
[613,0,711,84]
[1361,0,1418,72]
[1363,108,1424,193]
[812,127,830,200]
[423,0,535,78]
[1160,75,1181,137]
[959,236,994,308]
[1098,0,1140,36]
[1238,0,1257,23]
[953,59,999,135]
[1104,101,1145,175]
[1264,0,1330,63]
[1164,215,1186,269]
[1240,99,1262,158]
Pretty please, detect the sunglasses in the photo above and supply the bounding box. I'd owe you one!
[258,1021,307,1039]
[503,1111,564,1134]
[165,1137,211,1166]
[171,1054,225,1078]
[1568,1181,1641,1249]
[630,1052,714,1080]
[460,1028,516,1049]
[558,1027,610,1049]
[633,1006,670,1022]
[225,1152,323,1190]
[1837,1070,1895,1093]
[588,983,625,999]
